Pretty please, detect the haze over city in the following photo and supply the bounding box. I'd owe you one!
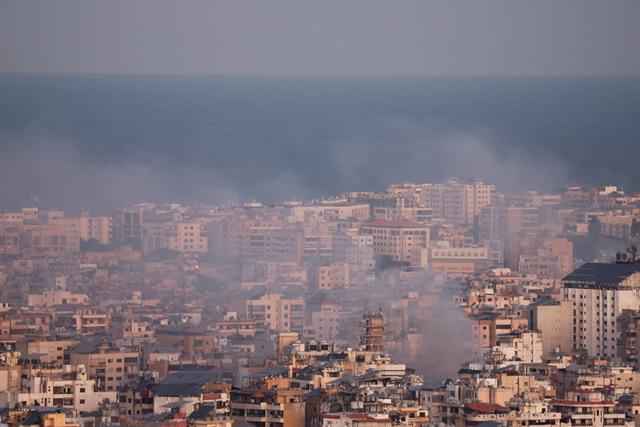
[1,1,640,427]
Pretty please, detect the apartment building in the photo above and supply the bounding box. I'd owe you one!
[141,219,171,254]
[361,220,430,268]
[212,320,257,338]
[551,390,626,427]
[289,203,370,222]
[21,223,80,257]
[528,298,573,356]
[230,388,305,427]
[209,218,304,262]
[332,230,374,273]
[79,215,111,245]
[154,327,215,356]
[246,293,305,334]
[429,242,492,275]
[562,262,640,358]
[596,214,637,240]
[69,342,140,391]
[115,204,153,247]
[0,226,20,256]
[478,205,540,242]
[168,219,209,254]
[418,179,494,226]
[16,339,80,364]
[373,206,433,224]
[0,365,116,412]
[306,294,340,341]
[495,331,543,363]
[513,235,573,277]
[312,262,350,290]
[28,289,89,308]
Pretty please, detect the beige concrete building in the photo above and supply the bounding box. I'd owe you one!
[0,226,21,256]
[230,389,305,427]
[597,214,638,239]
[478,205,540,242]
[313,262,350,290]
[373,206,433,224]
[209,217,304,262]
[495,331,543,363]
[115,204,154,246]
[361,220,430,268]
[246,293,305,334]
[308,297,340,340]
[22,222,80,257]
[70,345,140,391]
[562,262,640,358]
[16,339,80,364]
[332,230,374,273]
[429,242,491,275]
[168,219,209,253]
[528,298,573,356]
[289,203,370,222]
[28,289,89,308]
[517,236,573,278]
[417,178,494,226]
[141,219,171,254]
[79,215,111,245]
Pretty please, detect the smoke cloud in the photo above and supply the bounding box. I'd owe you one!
[0,124,569,212]
[2,74,634,212]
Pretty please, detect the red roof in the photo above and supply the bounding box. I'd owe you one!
[465,402,507,413]
[363,220,427,229]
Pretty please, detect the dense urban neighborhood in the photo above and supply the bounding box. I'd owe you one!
[1,179,640,426]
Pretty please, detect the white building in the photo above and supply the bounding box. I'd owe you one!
[495,331,543,363]
[562,262,640,358]
[0,365,116,412]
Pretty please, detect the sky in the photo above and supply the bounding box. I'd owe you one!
[1,0,639,76]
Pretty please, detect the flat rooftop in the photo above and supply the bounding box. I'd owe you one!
[563,262,640,287]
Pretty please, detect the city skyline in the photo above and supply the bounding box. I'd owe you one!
[2,2,640,426]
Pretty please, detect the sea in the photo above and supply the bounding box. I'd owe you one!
[0,74,639,211]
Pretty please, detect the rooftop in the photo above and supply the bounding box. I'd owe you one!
[563,262,640,286]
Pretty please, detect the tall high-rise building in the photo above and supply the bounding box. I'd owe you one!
[562,262,640,358]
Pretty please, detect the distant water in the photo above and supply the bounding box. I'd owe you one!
[0,74,639,210]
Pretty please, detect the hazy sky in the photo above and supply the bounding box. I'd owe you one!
[1,0,639,76]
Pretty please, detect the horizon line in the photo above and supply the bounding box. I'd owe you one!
[2,71,640,79]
